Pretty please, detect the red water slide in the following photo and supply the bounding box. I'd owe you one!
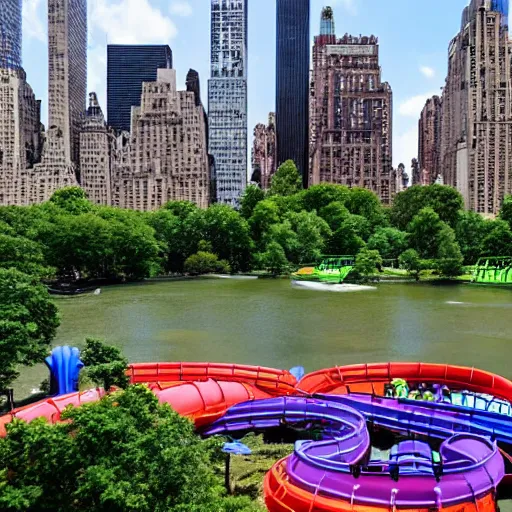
[298,362,512,400]
[127,362,298,396]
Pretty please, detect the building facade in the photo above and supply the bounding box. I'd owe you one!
[80,93,112,205]
[47,0,87,167]
[107,45,173,133]
[251,113,277,190]
[310,7,394,204]
[418,97,442,186]
[441,0,512,216]
[0,68,42,205]
[112,69,209,210]
[208,0,248,207]
[276,0,310,186]
[0,0,22,70]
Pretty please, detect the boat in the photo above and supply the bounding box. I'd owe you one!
[292,255,355,284]
[472,257,512,285]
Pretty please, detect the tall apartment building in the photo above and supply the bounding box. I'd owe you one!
[251,113,277,190]
[441,0,512,216]
[0,0,22,70]
[310,7,394,204]
[208,0,248,207]
[276,0,310,186]
[80,93,112,205]
[112,69,209,210]
[0,68,42,205]
[418,96,442,186]
[107,45,173,133]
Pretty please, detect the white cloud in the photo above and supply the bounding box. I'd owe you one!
[170,1,193,17]
[22,0,46,42]
[420,66,435,79]
[394,125,418,169]
[398,92,439,118]
[89,0,178,45]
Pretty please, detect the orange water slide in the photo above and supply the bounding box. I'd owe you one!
[0,388,105,437]
[263,457,498,512]
[127,362,298,396]
[298,362,512,400]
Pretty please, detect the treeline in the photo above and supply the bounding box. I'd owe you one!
[1,161,512,281]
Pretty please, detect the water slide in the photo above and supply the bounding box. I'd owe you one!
[298,362,512,401]
[203,397,503,512]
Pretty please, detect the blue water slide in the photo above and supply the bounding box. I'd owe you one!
[45,346,84,395]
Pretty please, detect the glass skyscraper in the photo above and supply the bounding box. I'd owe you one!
[107,45,173,133]
[276,0,310,186]
[208,0,248,207]
[0,0,22,70]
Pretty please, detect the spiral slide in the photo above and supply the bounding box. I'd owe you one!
[203,396,503,512]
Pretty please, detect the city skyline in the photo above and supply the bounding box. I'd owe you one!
[21,0,470,171]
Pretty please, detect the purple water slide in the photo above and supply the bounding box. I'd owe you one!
[204,396,504,509]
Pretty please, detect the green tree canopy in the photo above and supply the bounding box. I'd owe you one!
[318,201,350,231]
[0,386,260,512]
[256,241,289,275]
[0,234,53,278]
[354,248,382,278]
[240,185,265,219]
[436,225,464,277]
[202,205,253,271]
[499,195,512,228]
[367,227,408,261]
[184,251,230,275]
[268,160,302,197]
[248,199,281,245]
[390,185,464,230]
[482,220,512,256]
[301,184,350,213]
[0,269,59,390]
[399,249,423,281]
[407,207,447,259]
[346,188,387,228]
[285,211,331,263]
[455,210,491,264]
[48,187,95,215]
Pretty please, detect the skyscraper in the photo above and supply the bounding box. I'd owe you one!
[107,45,173,133]
[418,96,442,186]
[0,0,22,70]
[208,0,248,207]
[276,0,310,186]
[441,0,512,216]
[47,0,87,166]
[252,113,276,190]
[310,7,394,204]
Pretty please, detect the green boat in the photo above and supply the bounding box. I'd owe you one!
[292,255,355,284]
[472,257,512,285]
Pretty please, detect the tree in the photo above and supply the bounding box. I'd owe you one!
[367,228,408,261]
[262,221,299,263]
[499,195,512,228]
[0,233,53,278]
[436,226,464,277]
[257,242,289,275]
[48,187,95,215]
[268,160,302,197]
[203,205,253,271]
[285,211,331,263]
[346,188,387,228]
[184,251,231,275]
[0,386,260,512]
[390,185,464,230]
[301,184,349,213]
[240,185,265,219]
[354,248,382,278]
[318,201,350,231]
[455,210,491,264]
[407,207,446,259]
[325,216,366,256]
[0,269,60,390]
[482,220,512,256]
[399,249,423,281]
[248,200,280,245]
[80,338,129,391]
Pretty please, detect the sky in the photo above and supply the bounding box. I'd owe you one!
[21,0,472,170]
